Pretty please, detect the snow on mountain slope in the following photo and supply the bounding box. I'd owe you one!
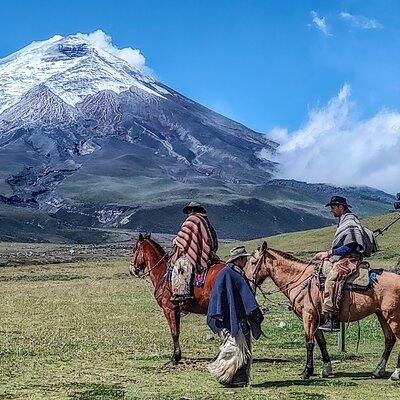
[0,32,395,242]
[0,31,279,210]
[0,84,78,126]
[0,34,164,114]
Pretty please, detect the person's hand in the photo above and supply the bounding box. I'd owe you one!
[313,251,330,261]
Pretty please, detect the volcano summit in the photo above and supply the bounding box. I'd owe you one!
[0,33,393,241]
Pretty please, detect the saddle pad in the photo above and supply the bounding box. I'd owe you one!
[194,262,222,287]
[194,270,208,287]
[321,260,371,287]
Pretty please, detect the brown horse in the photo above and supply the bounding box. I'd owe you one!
[129,233,225,364]
[244,241,400,380]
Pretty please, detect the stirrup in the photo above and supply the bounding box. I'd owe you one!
[171,294,194,304]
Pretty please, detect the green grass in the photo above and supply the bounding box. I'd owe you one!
[1,212,400,399]
[0,258,400,399]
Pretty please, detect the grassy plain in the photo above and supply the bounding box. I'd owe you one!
[0,212,399,399]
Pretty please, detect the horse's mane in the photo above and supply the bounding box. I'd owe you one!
[268,248,306,264]
[145,238,166,255]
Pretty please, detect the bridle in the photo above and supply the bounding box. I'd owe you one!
[130,240,170,278]
[250,249,265,290]
[248,247,316,311]
[130,239,173,302]
[247,249,270,312]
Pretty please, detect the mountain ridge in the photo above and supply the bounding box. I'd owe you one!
[0,33,394,242]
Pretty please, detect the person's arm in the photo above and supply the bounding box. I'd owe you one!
[331,243,358,256]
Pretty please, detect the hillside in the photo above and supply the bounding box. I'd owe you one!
[0,33,395,242]
[220,211,400,267]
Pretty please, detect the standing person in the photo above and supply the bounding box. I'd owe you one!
[314,196,377,331]
[170,201,218,304]
[207,246,264,387]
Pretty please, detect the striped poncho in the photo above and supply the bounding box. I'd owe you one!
[172,213,218,271]
[332,212,378,258]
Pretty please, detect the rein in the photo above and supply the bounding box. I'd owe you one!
[143,253,169,278]
[130,245,170,279]
[249,249,316,311]
[131,243,174,303]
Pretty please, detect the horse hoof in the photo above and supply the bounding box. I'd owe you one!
[170,356,181,366]
[389,369,400,381]
[300,369,313,380]
[320,362,332,378]
[372,358,387,379]
[371,371,385,379]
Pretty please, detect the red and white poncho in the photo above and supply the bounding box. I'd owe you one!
[172,213,218,271]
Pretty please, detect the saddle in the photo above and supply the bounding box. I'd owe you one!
[194,255,222,287]
[169,254,221,288]
[317,260,382,291]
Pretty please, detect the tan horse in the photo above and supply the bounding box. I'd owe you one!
[244,242,400,380]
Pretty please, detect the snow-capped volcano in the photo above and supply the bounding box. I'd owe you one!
[0,33,165,114]
[0,31,279,214]
[0,32,392,242]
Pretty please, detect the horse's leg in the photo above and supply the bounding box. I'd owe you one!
[372,312,396,378]
[315,330,332,377]
[163,307,182,365]
[390,349,400,381]
[386,318,400,381]
[301,313,317,380]
[173,309,182,363]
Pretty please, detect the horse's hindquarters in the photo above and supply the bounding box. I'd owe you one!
[191,263,226,311]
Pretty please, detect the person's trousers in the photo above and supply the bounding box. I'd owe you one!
[229,331,252,387]
[322,254,362,315]
[171,256,193,296]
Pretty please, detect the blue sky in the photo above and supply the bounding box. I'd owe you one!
[1,0,399,192]
[0,0,398,133]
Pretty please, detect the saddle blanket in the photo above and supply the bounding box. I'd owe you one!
[194,270,208,287]
[320,260,382,289]
[166,264,209,287]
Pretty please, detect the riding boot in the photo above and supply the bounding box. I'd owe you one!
[225,362,249,387]
[319,314,340,332]
[223,330,251,388]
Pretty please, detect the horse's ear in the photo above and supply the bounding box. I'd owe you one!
[261,241,268,252]
[144,232,151,239]
[138,233,144,242]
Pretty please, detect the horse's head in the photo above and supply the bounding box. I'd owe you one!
[244,241,275,287]
[129,232,151,277]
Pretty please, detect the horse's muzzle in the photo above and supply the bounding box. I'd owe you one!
[129,265,144,277]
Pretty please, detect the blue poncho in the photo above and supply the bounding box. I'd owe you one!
[207,263,263,339]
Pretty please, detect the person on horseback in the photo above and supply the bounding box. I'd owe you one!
[313,196,377,331]
[207,246,264,387]
[170,201,219,304]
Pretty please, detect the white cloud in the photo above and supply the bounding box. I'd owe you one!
[311,11,331,37]
[340,12,383,30]
[78,30,147,70]
[269,84,400,194]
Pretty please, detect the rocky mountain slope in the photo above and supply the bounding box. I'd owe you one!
[0,34,395,242]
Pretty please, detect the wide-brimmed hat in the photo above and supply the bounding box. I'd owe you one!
[227,246,251,263]
[325,196,352,208]
[182,201,207,214]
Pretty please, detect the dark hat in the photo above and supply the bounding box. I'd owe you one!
[325,196,352,208]
[182,201,207,214]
